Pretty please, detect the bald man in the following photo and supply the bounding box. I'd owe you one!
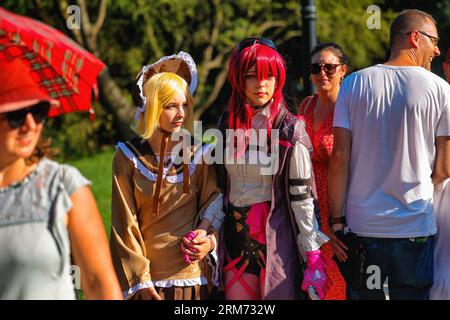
[328,9,450,300]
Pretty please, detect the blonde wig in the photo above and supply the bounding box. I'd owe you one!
[137,72,194,139]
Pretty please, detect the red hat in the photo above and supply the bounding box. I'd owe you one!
[0,58,59,113]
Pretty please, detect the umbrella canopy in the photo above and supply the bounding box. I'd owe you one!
[0,7,105,117]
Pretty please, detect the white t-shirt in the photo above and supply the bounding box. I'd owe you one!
[334,64,450,238]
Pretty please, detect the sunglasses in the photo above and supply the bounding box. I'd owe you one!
[237,37,277,52]
[309,63,343,75]
[1,102,50,129]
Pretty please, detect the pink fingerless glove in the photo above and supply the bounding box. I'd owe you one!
[301,250,332,299]
[183,231,197,264]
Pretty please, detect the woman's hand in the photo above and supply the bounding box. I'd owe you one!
[132,287,162,300]
[180,229,213,264]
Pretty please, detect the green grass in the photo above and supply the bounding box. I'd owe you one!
[67,148,115,238]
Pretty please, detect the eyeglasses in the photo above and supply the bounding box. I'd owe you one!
[406,30,440,46]
[237,37,277,52]
[309,63,343,75]
[1,102,50,129]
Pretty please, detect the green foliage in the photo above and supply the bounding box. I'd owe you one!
[101,0,302,100]
[44,102,116,160]
[316,0,397,70]
[2,1,449,158]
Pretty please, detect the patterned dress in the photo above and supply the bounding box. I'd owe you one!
[300,94,346,300]
[0,158,90,299]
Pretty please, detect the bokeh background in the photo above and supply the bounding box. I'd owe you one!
[3,0,449,160]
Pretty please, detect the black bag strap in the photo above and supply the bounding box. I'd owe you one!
[272,106,288,130]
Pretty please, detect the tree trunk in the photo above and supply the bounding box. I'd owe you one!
[98,68,136,141]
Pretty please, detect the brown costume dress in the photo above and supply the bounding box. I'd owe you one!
[110,137,224,300]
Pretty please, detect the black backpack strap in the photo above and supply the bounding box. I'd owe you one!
[272,106,288,129]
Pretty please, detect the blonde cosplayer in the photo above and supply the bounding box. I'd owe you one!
[111,52,224,300]
[137,72,194,139]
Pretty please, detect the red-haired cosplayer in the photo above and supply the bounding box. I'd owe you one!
[216,38,334,300]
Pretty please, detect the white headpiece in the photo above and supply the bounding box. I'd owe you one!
[133,51,198,120]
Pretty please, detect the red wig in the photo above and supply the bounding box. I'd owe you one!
[227,43,287,132]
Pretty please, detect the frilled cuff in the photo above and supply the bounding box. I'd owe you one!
[201,193,225,231]
[297,231,329,262]
[124,281,153,300]
[123,277,209,299]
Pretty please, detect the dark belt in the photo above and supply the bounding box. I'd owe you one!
[224,203,269,274]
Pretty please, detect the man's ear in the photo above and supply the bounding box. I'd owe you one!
[408,30,420,49]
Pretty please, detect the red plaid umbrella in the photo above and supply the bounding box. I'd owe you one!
[0,7,105,117]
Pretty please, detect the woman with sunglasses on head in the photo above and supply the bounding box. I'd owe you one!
[0,59,122,299]
[298,42,349,300]
[110,52,224,300]
[216,38,332,300]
